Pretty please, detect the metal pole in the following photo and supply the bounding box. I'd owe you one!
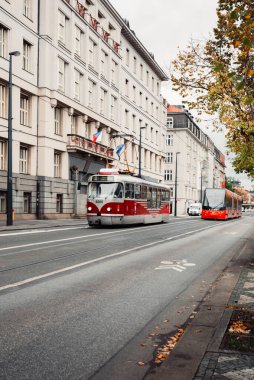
[174,153,179,217]
[138,127,142,178]
[200,172,203,203]
[6,51,20,226]
[138,127,146,178]
[7,54,13,226]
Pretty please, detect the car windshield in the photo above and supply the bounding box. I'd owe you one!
[88,182,123,199]
[203,189,225,210]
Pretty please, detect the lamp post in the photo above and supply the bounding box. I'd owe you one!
[7,50,20,226]
[138,126,146,178]
[174,152,180,217]
[200,171,203,203]
[200,160,206,203]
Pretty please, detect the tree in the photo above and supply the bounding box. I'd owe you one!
[226,176,242,191]
[171,0,254,178]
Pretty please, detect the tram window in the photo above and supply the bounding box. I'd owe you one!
[151,188,157,208]
[204,189,225,210]
[147,187,152,208]
[125,183,134,199]
[157,189,161,208]
[134,184,141,199]
[141,185,147,199]
[161,190,169,201]
[88,183,97,198]
[226,194,232,208]
[114,183,123,198]
[88,182,123,199]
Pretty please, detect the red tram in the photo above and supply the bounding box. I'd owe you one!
[87,169,170,225]
[201,188,242,220]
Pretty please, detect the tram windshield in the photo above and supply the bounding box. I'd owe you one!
[88,182,123,199]
[203,189,225,210]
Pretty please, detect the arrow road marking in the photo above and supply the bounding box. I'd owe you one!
[155,259,196,272]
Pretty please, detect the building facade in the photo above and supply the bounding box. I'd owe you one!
[0,0,168,220]
[165,105,226,215]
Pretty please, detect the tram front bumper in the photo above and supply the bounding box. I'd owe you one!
[87,214,124,225]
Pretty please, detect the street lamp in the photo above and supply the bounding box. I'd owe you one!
[200,160,207,203]
[7,50,20,226]
[174,152,180,217]
[138,126,146,178]
[200,172,203,203]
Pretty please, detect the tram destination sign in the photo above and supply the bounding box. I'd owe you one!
[92,175,114,182]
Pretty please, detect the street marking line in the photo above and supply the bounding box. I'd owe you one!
[0,226,87,237]
[0,219,207,239]
[0,223,220,292]
[0,220,204,251]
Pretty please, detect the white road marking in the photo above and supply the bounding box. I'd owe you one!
[0,219,206,238]
[0,220,203,252]
[155,259,196,272]
[0,226,87,237]
[0,224,219,292]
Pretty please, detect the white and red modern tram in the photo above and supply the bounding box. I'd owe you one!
[87,169,171,225]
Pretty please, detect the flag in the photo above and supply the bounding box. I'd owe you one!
[116,143,125,159]
[92,130,102,143]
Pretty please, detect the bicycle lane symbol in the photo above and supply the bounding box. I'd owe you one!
[155,259,196,272]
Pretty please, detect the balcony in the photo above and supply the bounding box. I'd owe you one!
[113,41,120,54]
[90,15,99,31]
[102,29,110,43]
[67,134,114,160]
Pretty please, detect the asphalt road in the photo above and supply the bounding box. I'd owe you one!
[0,215,253,379]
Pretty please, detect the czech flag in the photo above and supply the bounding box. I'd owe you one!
[116,143,125,159]
[92,130,102,143]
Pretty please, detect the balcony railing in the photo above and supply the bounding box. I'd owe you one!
[67,134,114,159]
[113,41,120,53]
[102,29,110,43]
[90,15,99,31]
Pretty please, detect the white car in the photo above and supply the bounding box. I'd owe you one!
[188,203,202,216]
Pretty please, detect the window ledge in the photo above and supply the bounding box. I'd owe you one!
[74,53,86,66]
[58,41,71,55]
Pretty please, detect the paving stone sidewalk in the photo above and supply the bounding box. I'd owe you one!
[195,248,254,379]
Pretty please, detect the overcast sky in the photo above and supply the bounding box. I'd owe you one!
[110,0,253,190]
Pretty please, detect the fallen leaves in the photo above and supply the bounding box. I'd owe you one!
[153,328,185,365]
[228,321,250,335]
[225,305,247,310]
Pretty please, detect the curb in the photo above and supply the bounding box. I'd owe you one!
[146,229,254,380]
[0,220,88,232]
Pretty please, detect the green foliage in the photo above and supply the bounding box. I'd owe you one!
[171,0,254,178]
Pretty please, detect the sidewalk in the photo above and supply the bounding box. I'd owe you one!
[149,228,254,380]
[0,217,88,231]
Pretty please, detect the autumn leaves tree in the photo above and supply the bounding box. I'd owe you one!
[171,0,254,178]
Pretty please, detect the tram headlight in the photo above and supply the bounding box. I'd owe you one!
[107,207,112,212]
[88,206,92,211]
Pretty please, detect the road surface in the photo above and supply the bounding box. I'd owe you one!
[0,215,253,379]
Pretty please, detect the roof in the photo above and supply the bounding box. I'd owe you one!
[101,0,169,81]
[167,105,184,113]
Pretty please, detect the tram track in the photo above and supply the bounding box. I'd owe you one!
[0,219,229,277]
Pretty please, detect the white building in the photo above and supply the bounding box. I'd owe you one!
[0,0,168,220]
[165,105,226,215]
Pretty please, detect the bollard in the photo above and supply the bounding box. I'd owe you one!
[12,208,15,223]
